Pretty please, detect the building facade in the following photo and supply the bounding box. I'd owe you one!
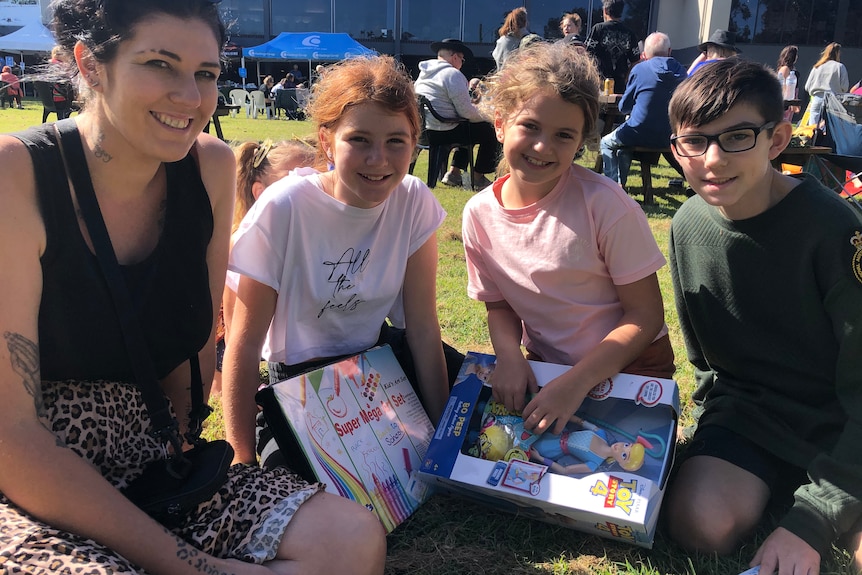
[219,0,860,83]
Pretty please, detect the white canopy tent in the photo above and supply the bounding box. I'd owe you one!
[0,21,56,55]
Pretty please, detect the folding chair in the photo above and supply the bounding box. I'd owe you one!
[273,88,299,120]
[409,95,474,189]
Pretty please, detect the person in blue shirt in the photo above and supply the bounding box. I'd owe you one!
[600,32,687,187]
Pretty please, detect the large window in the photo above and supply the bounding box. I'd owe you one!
[271,0,331,34]
[729,0,859,47]
[529,1,592,40]
[401,0,462,42]
[334,0,396,40]
[219,0,265,38]
[464,1,522,44]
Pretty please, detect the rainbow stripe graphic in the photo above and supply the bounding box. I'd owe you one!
[305,420,372,504]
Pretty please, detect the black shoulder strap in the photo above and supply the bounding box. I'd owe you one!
[51,120,202,460]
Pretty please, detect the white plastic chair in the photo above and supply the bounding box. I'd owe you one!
[248,90,272,119]
[228,89,251,118]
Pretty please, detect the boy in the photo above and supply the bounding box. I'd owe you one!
[664,58,862,574]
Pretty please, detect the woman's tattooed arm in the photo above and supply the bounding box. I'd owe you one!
[4,331,43,416]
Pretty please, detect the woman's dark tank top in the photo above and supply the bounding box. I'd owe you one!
[14,121,213,382]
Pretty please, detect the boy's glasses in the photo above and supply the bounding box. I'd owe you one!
[670,122,776,157]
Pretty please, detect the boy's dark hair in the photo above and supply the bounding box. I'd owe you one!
[602,0,625,19]
[669,58,783,132]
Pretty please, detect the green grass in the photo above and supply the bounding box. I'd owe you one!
[2,102,854,575]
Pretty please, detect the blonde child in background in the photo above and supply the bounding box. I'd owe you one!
[462,42,674,437]
[212,139,318,395]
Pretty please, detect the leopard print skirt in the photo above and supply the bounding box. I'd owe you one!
[0,380,322,574]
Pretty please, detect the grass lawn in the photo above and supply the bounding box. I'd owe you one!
[1,101,855,575]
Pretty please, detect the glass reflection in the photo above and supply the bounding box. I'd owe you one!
[401,0,462,42]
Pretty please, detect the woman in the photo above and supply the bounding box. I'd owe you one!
[0,0,384,573]
[776,44,800,122]
[261,75,275,98]
[492,7,528,70]
[0,65,23,109]
[559,12,583,47]
[222,55,459,470]
[804,42,849,126]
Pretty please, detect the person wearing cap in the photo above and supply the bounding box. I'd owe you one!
[585,0,640,94]
[414,38,500,188]
[687,29,740,75]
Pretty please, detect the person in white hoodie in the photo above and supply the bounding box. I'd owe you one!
[414,38,500,188]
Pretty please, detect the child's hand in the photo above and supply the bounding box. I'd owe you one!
[750,527,820,575]
[489,352,537,412]
[521,374,588,435]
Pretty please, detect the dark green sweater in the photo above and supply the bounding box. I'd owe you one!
[669,175,862,555]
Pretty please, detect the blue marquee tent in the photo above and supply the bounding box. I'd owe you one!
[242,32,374,61]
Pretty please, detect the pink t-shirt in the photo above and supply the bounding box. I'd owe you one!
[462,164,667,366]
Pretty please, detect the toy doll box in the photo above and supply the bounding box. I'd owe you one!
[418,352,679,548]
[256,345,433,533]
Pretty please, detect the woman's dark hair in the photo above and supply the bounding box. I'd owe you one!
[51,0,226,66]
[776,45,798,70]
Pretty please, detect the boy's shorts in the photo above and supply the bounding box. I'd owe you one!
[682,424,809,508]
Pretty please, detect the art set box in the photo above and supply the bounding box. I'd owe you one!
[256,345,432,532]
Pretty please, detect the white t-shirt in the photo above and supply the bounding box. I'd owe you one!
[462,164,667,366]
[229,172,445,365]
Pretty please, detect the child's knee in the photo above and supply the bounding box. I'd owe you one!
[667,505,747,555]
[664,476,761,554]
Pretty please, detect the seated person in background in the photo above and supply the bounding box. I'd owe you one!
[600,32,686,187]
[414,38,501,189]
[283,73,297,89]
[462,42,674,437]
[261,75,275,98]
[270,76,286,95]
[223,55,463,470]
[314,64,327,84]
[468,77,483,104]
[664,58,862,575]
[290,63,304,83]
[0,65,22,109]
[687,29,739,75]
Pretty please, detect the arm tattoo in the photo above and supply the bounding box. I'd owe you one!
[176,538,233,575]
[4,331,44,416]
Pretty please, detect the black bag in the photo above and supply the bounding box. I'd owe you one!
[122,438,233,527]
[54,120,231,527]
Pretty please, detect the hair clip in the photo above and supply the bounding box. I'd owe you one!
[253,139,273,169]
